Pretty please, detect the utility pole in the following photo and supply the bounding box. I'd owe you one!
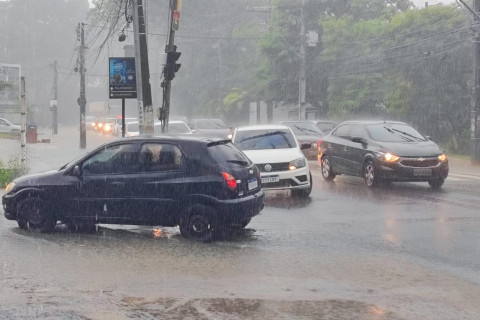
[20,77,26,171]
[473,0,480,163]
[52,60,58,135]
[78,23,86,149]
[298,0,306,121]
[133,0,153,135]
[161,0,182,133]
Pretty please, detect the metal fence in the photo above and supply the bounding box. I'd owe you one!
[0,63,26,183]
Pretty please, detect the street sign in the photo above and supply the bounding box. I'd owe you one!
[109,57,137,99]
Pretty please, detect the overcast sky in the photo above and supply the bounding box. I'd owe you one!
[411,0,456,7]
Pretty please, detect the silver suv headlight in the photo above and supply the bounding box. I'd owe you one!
[289,157,306,170]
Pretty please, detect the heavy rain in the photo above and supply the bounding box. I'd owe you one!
[1,0,480,319]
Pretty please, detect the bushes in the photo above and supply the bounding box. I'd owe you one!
[0,158,23,188]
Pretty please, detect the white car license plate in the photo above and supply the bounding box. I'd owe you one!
[261,175,280,184]
[248,178,258,190]
[413,168,432,176]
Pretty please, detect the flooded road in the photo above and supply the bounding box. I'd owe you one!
[1,129,480,319]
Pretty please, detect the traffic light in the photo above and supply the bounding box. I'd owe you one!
[164,51,181,81]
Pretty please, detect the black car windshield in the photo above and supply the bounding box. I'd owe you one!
[284,122,324,136]
[195,119,227,129]
[234,129,297,150]
[367,124,427,142]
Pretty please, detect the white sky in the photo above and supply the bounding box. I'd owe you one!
[411,0,456,7]
[86,0,456,10]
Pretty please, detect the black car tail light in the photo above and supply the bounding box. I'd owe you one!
[222,172,237,190]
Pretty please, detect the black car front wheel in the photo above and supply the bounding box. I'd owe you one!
[180,205,217,242]
[321,157,336,181]
[16,217,28,230]
[17,198,56,233]
[363,160,379,188]
[428,178,445,189]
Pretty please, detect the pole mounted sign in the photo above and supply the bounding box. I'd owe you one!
[109,57,137,99]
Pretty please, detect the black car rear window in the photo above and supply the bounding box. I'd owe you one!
[208,142,252,166]
[367,124,427,142]
[234,129,297,150]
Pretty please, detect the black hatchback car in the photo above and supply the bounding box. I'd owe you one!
[318,121,449,188]
[2,136,264,241]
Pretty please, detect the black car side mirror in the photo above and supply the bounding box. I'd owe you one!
[300,142,312,150]
[73,165,81,177]
[351,136,366,144]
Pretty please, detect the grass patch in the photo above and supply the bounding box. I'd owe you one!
[0,158,23,188]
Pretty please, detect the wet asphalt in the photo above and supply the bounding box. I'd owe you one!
[1,127,480,319]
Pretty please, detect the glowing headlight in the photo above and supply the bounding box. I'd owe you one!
[289,157,306,170]
[104,124,111,131]
[5,182,16,194]
[438,153,447,162]
[375,152,400,162]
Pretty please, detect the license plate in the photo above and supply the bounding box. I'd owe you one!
[414,168,432,176]
[261,175,280,184]
[248,178,258,190]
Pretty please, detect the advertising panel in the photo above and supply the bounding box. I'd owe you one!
[109,57,137,99]
[0,63,21,113]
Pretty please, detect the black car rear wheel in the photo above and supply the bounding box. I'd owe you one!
[321,157,336,181]
[428,178,444,189]
[363,160,379,188]
[17,198,56,233]
[180,205,217,242]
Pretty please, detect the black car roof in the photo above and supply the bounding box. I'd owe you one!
[115,135,229,146]
[338,120,407,126]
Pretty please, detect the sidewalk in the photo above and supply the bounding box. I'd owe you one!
[447,155,480,175]
[27,125,111,173]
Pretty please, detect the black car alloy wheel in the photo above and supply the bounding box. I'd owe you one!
[180,204,217,242]
[363,160,378,188]
[321,156,336,181]
[17,198,56,233]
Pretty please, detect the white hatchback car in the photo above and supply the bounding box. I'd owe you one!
[231,124,312,197]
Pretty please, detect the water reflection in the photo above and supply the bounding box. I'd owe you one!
[263,190,312,209]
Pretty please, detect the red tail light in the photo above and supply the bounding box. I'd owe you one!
[222,172,237,190]
[317,140,322,151]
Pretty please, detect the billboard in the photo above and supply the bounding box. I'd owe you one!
[0,64,21,112]
[109,57,137,99]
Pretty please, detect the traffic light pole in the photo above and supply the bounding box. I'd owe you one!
[298,0,306,121]
[133,0,154,135]
[79,23,86,149]
[52,60,58,135]
[161,0,178,134]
